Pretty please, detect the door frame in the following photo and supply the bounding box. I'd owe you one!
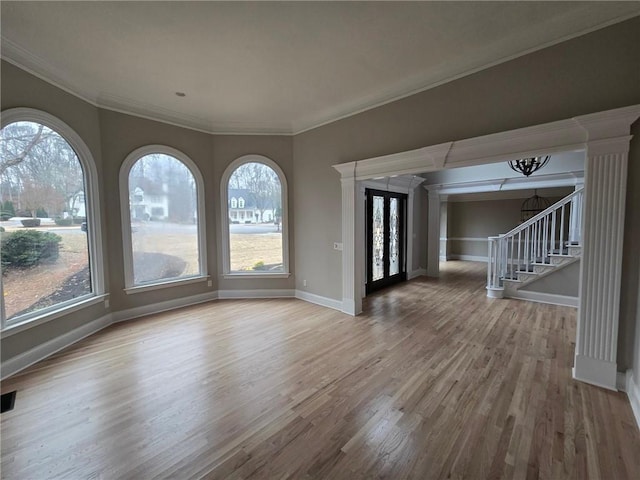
[365,188,408,294]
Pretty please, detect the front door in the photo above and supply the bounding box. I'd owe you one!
[366,189,407,294]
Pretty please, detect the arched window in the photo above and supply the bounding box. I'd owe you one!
[221,155,288,276]
[0,108,103,329]
[120,146,207,290]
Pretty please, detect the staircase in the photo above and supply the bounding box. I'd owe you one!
[486,188,584,300]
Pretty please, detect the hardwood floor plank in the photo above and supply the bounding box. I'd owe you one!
[1,261,639,479]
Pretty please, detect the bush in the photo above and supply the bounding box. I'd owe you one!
[21,218,41,227]
[1,230,62,269]
[55,217,73,226]
[0,226,5,233]
[36,207,48,218]
[0,213,12,221]
[2,201,15,216]
[253,260,267,271]
[73,217,86,225]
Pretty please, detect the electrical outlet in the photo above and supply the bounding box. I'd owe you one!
[334,242,343,251]
[104,299,110,309]
[303,280,307,287]
[207,280,212,287]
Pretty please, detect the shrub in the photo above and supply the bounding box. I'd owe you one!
[21,218,41,228]
[36,207,48,218]
[73,217,86,225]
[0,213,12,221]
[55,217,74,226]
[2,201,15,216]
[1,230,62,268]
[253,260,267,271]
[0,226,5,233]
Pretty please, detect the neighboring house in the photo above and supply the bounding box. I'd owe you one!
[228,188,274,223]
[129,179,169,221]
[68,191,86,218]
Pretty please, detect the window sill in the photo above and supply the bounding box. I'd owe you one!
[1,294,108,338]
[124,275,210,295]
[223,272,291,279]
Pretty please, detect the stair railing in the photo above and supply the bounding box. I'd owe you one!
[487,187,583,296]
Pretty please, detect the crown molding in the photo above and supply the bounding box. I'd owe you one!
[3,11,638,137]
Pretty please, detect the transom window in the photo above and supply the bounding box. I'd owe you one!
[0,110,103,329]
[120,147,207,289]
[221,156,288,276]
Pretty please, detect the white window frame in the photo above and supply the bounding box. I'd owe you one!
[119,145,208,293]
[0,107,106,332]
[231,197,237,209]
[221,155,290,278]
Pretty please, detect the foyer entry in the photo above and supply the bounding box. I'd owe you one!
[366,189,407,294]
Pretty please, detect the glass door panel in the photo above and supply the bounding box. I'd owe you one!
[366,189,407,294]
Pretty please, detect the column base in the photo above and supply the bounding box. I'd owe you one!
[486,287,504,299]
[573,354,618,391]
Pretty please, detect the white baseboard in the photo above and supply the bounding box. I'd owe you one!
[572,355,618,391]
[625,370,640,430]
[112,291,218,323]
[408,268,427,280]
[1,314,112,380]
[439,256,448,261]
[448,254,488,262]
[295,290,343,311]
[217,289,295,299]
[506,290,579,308]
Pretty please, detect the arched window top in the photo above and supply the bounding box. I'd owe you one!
[220,154,289,277]
[0,107,104,330]
[119,145,207,291]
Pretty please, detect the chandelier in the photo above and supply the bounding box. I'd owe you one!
[521,190,551,222]
[508,155,550,177]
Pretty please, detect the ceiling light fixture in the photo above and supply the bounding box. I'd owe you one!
[508,155,550,177]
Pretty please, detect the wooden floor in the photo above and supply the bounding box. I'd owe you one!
[1,261,639,479]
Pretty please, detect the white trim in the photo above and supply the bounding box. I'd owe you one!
[1,314,112,380]
[217,289,294,299]
[439,255,448,261]
[112,291,218,323]
[1,295,107,338]
[220,155,290,277]
[448,254,488,262]
[124,275,210,294]
[617,371,628,391]
[448,237,488,242]
[573,355,618,391]
[506,290,579,308]
[295,290,345,312]
[5,12,639,136]
[408,269,427,280]
[223,273,291,280]
[119,145,208,289]
[0,107,106,328]
[424,171,584,196]
[625,370,640,430]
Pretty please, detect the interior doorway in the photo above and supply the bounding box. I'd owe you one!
[366,189,407,294]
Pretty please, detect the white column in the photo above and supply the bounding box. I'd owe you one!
[427,190,441,277]
[339,176,362,316]
[573,114,635,389]
[439,196,449,261]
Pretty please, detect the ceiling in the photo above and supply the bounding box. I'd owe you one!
[2,2,639,135]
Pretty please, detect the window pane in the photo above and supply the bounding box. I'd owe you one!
[228,162,282,272]
[0,121,91,321]
[129,154,200,284]
[372,195,384,281]
[389,197,400,276]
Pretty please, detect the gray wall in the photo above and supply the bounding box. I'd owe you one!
[521,260,581,297]
[1,17,639,372]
